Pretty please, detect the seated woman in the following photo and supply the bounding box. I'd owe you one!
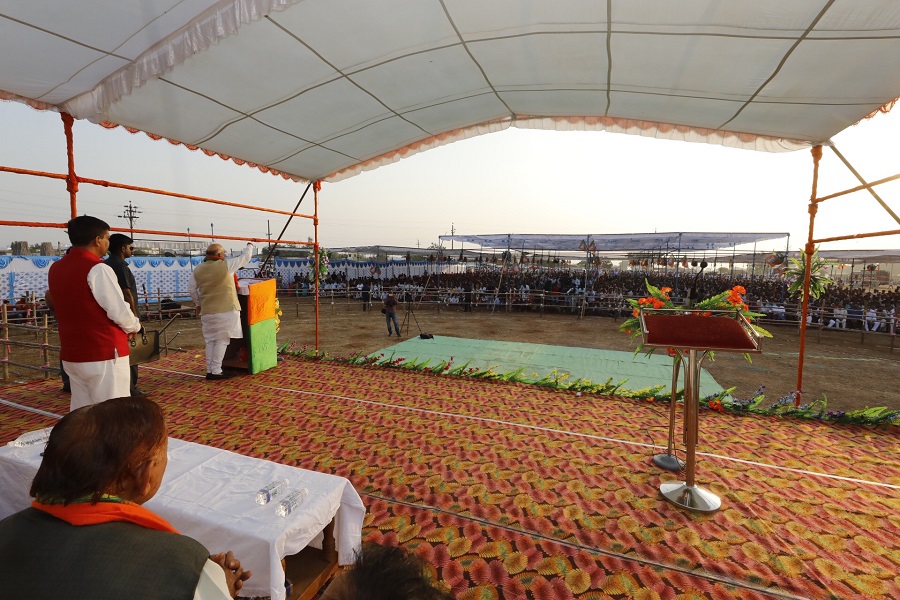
[0,396,251,599]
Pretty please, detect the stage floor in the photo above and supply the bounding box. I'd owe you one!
[2,348,898,599]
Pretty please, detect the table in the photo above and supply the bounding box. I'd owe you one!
[0,435,365,600]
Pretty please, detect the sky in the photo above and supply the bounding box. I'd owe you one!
[1,99,899,256]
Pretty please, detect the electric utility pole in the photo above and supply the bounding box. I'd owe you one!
[119,201,141,237]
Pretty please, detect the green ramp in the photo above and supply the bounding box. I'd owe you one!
[371,336,725,397]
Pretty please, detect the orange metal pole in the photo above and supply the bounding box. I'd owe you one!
[314,181,320,351]
[0,221,68,229]
[814,172,900,203]
[108,227,313,246]
[813,229,900,244]
[0,166,68,180]
[796,145,822,406]
[75,175,315,219]
[61,112,78,218]
[0,166,312,219]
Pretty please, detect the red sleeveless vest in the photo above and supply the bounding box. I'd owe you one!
[48,248,130,362]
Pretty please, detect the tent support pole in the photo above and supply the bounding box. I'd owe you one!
[314,181,321,351]
[796,145,822,407]
[61,112,78,219]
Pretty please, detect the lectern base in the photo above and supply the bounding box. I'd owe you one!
[653,453,685,472]
[660,481,721,512]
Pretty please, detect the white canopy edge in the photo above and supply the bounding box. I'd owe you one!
[325,116,814,183]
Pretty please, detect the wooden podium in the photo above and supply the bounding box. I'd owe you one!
[640,309,761,512]
[222,278,279,374]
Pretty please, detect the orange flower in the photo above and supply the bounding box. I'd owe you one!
[666,347,677,356]
[701,311,712,317]
[624,329,632,335]
[633,308,640,317]
[661,287,672,293]
[741,303,749,311]
[651,299,665,309]
[732,285,746,295]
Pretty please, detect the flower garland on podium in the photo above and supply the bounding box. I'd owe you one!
[618,279,772,360]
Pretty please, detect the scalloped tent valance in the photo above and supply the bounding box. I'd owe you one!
[1,1,899,182]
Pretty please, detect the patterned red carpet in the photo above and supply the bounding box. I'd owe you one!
[2,352,898,599]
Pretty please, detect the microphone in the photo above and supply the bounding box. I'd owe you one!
[686,261,708,308]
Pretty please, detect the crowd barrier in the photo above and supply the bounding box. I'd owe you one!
[3,284,897,382]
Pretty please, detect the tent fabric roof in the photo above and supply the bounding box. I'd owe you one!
[439,232,789,253]
[2,1,900,183]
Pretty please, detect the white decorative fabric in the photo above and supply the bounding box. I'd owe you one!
[1,1,899,182]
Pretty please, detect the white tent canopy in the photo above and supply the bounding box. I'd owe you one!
[439,232,789,253]
[2,1,900,183]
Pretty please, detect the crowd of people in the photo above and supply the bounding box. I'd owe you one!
[278,267,899,332]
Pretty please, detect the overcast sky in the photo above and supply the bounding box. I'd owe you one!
[1,99,898,256]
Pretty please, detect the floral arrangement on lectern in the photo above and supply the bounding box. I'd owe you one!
[618,280,772,357]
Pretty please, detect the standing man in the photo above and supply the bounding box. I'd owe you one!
[48,216,142,411]
[383,292,401,337]
[361,280,371,311]
[189,243,254,380]
[105,233,143,396]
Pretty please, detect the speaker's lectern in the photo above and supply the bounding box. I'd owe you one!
[640,309,761,512]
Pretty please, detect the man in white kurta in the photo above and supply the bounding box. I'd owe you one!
[188,243,253,379]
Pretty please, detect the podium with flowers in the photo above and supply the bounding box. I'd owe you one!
[222,278,279,374]
[639,308,762,512]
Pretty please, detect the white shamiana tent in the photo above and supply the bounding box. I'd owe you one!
[439,232,790,254]
[1,1,900,183]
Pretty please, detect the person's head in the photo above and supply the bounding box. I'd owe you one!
[30,396,168,505]
[66,215,111,256]
[205,243,226,260]
[321,543,453,600]
[108,233,134,258]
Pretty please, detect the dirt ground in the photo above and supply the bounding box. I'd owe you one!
[6,296,899,413]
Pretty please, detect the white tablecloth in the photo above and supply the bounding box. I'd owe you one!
[0,436,365,600]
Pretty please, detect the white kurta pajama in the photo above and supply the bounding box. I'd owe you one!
[188,246,253,375]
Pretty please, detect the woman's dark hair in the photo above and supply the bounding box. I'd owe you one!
[66,215,110,246]
[337,543,454,600]
[30,396,166,504]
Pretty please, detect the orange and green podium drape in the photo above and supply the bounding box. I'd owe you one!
[245,279,278,374]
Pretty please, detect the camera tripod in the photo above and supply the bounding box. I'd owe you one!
[399,270,433,337]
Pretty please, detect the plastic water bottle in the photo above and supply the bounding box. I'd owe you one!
[9,427,53,448]
[275,488,309,517]
[256,479,289,505]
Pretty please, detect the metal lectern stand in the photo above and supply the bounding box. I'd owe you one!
[640,309,762,512]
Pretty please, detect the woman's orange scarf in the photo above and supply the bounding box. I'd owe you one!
[32,499,179,534]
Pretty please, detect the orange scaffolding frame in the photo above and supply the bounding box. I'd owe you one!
[796,145,900,405]
[0,112,323,349]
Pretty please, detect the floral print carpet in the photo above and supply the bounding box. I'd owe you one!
[1,350,898,599]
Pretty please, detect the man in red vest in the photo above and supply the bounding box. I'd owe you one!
[48,216,142,411]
